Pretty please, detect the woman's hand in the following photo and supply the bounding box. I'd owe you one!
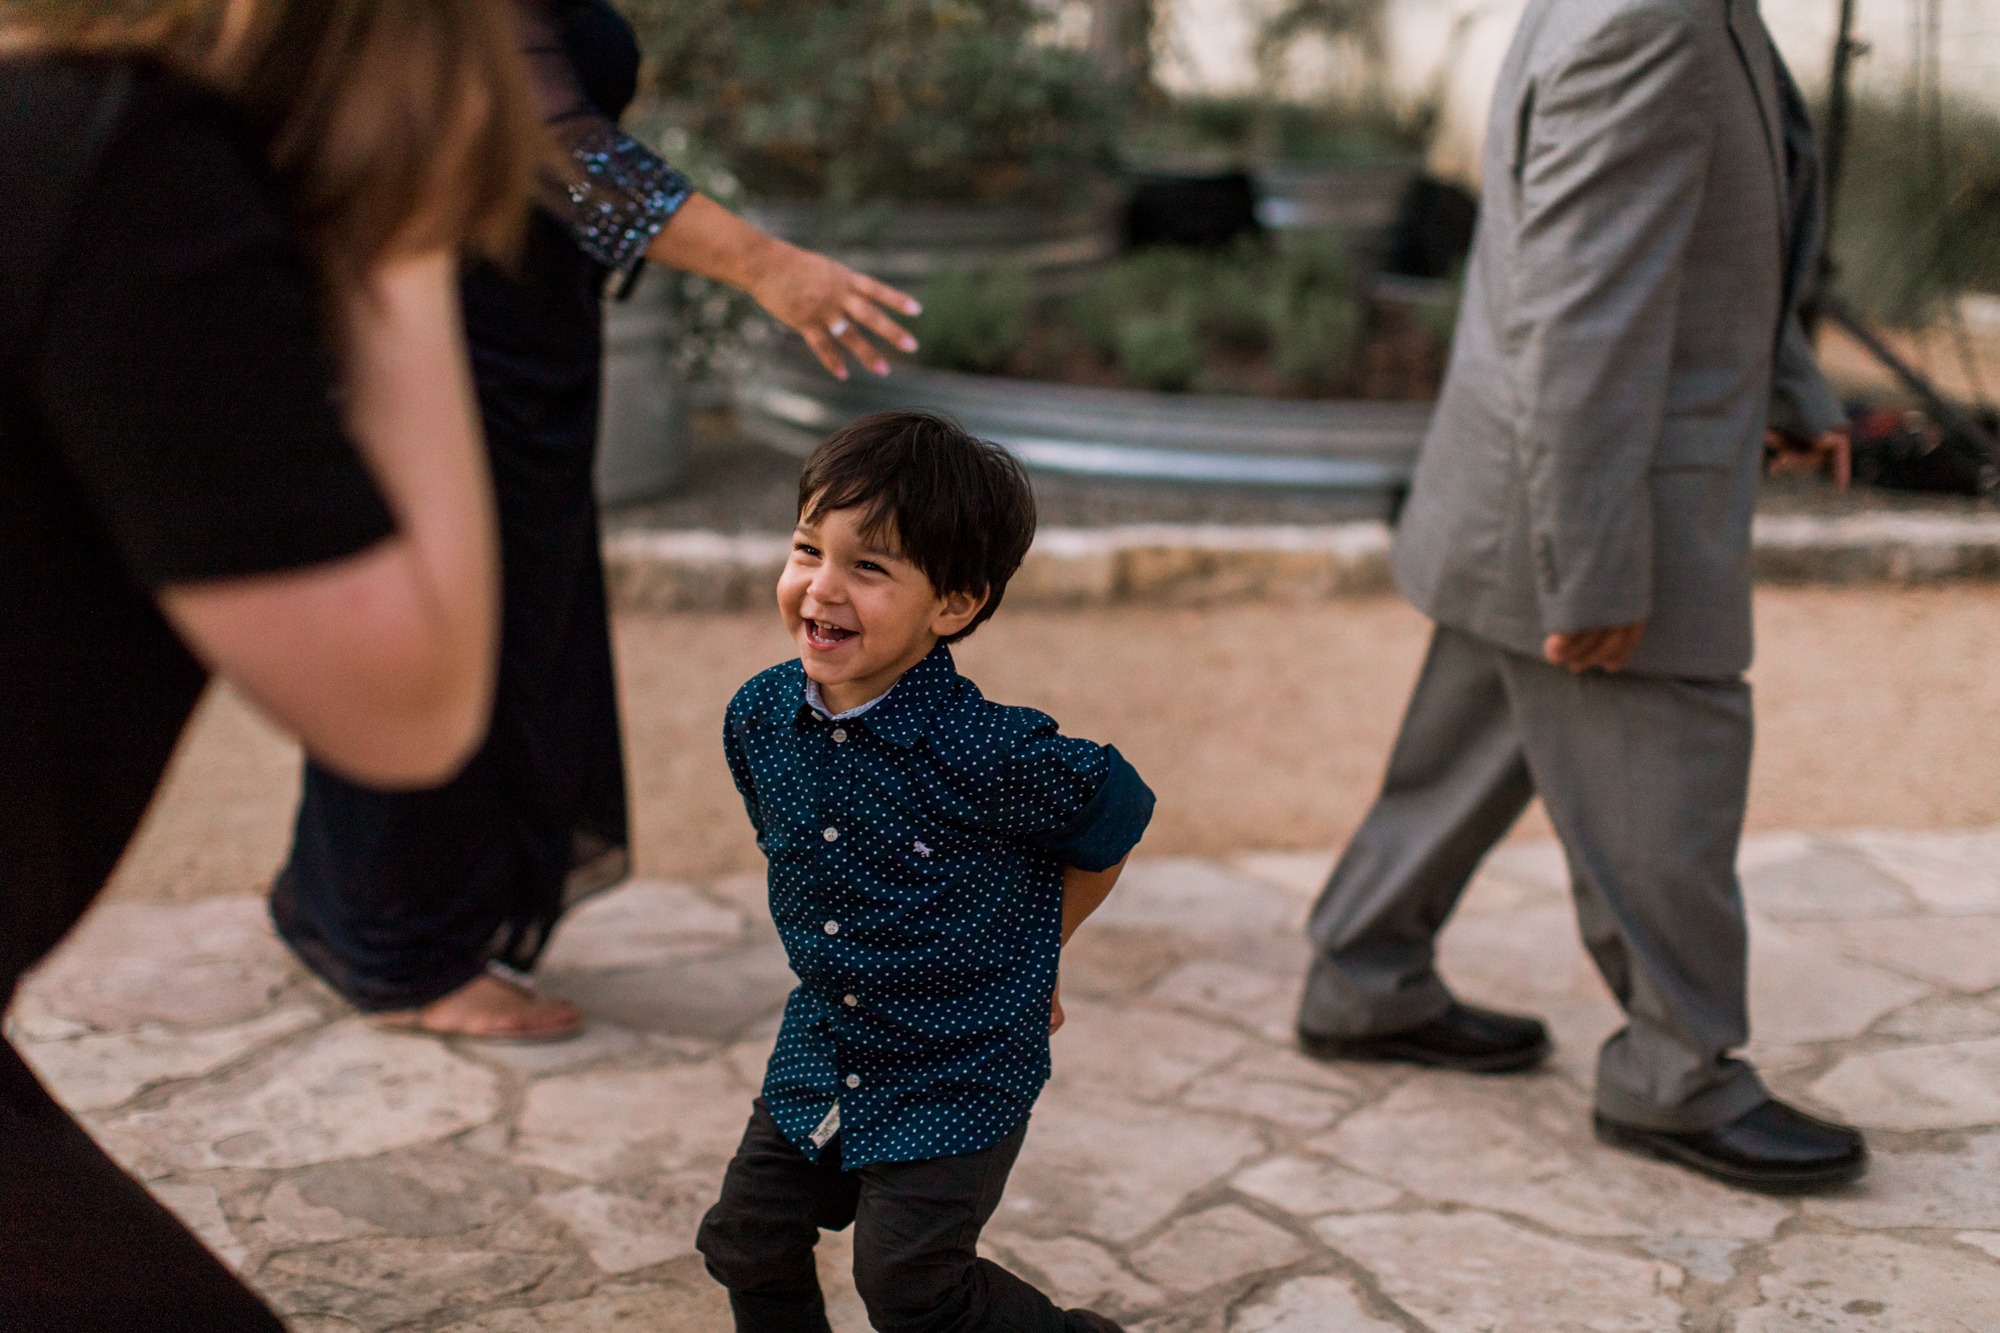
[644,194,920,380]
[745,241,920,380]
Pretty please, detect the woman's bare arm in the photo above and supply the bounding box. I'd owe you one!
[158,252,499,787]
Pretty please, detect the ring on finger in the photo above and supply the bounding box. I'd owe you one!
[827,317,850,338]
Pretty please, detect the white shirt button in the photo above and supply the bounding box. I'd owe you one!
[843,994,858,1006]
[845,1073,861,1088]
[832,728,848,743]
[824,920,839,935]
[823,826,839,841]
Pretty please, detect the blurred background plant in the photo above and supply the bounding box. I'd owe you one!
[910,267,1035,374]
[1119,92,1432,168]
[1119,0,1438,171]
[1827,92,2000,330]
[909,230,1368,394]
[619,0,1123,208]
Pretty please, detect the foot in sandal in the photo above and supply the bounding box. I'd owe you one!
[369,970,582,1043]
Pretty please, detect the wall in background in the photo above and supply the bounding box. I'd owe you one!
[1150,0,2000,183]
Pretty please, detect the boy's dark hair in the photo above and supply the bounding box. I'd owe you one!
[798,411,1037,644]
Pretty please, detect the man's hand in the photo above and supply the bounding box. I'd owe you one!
[1543,622,1646,673]
[1765,426,1852,488]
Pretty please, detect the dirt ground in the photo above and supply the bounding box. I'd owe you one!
[106,586,2000,906]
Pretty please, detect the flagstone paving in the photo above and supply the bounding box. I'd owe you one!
[11,828,2000,1331]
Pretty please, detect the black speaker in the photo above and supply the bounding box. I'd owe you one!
[1124,172,1261,250]
[1382,176,1479,279]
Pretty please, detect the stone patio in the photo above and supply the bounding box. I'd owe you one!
[11,828,2000,1332]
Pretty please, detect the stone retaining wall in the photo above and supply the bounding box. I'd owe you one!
[605,515,2000,613]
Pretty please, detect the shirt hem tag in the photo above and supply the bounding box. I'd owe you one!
[809,1100,841,1149]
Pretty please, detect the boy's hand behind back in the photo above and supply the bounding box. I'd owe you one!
[1052,857,1128,1034]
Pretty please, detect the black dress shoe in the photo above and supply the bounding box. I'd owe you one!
[1297,1001,1551,1073]
[1593,1098,1868,1192]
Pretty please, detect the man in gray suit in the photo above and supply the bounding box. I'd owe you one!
[1295,0,1865,1191]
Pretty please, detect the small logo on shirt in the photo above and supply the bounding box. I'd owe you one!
[913,840,932,858]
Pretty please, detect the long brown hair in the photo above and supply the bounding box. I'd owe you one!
[1,0,542,291]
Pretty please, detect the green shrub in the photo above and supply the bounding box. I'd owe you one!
[912,267,1033,374]
[1116,314,1205,392]
[620,0,1120,207]
[1193,238,1278,350]
[1069,248,1198,356]
[1065,229,1365,392]
[1826,93,2000,327]
[1273,292,1362,391]
[1268,230,1360,388]
[1119,94,1432,169]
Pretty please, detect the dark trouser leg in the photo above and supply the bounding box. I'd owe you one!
[1498,653,1766,1130]
[698,1099,859,1333]
[274,747,516,1013]
[1298,625,1537,1036]
[850,1117,1070,1333]
[270,408,629,1013]
[0,1040,283,1332]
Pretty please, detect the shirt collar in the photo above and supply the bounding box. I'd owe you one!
[803,677,889,721]
[792,643,956,748]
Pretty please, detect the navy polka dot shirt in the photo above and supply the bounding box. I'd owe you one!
[724,644,1155,1168]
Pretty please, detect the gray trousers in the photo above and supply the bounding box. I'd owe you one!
[1298,624,1767,1130]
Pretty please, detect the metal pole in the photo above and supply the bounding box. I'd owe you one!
[1813,0,1861,326]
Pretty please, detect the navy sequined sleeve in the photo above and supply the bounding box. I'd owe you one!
[515,0,694,274]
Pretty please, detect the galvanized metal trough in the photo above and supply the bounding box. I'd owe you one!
[734,343,1430,501]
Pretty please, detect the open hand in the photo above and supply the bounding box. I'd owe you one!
[1542,622,1646,673]
[1765,426,1852,488]
[749,242,920,380]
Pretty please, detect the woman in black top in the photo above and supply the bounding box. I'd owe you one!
[1,2,540,1325]
[271,0,919,1041]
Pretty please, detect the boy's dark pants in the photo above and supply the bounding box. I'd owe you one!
[698,1098,1082,1333]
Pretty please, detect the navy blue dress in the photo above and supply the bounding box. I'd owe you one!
[271,0,692,1011]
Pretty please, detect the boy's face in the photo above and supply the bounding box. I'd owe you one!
[779,500,985,713]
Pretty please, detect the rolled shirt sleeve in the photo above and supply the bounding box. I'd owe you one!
[1033,745,1155,872]
[990,717,1156,872]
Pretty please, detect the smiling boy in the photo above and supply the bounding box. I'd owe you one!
[696,412,1154,1333]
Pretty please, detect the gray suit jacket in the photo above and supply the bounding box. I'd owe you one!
[1392,0,1843,679]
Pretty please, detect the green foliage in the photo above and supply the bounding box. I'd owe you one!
[913,267,1033,374]
[1194,240,1280,348]
[1828,93,2000,327]
[1116,315,1205,392]
[903,230,1368,393]
[1269,230,1360,390]
[617,0,1119,206]
[1065,230,1364,392]
[1120,94,1432,169]
[1069,247,1198,357]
